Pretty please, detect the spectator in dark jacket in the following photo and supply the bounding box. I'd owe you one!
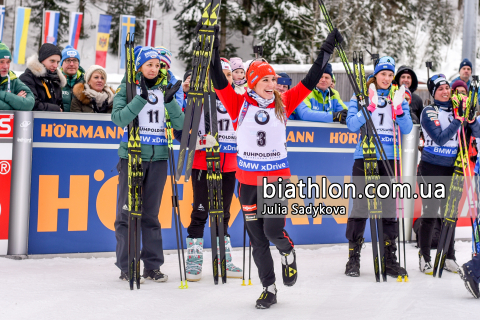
[394,65,423,124]
[19,43,66,111]
[70,65,114,113]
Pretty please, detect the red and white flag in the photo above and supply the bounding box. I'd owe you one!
[145,18,157,47]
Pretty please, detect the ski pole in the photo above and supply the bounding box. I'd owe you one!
[242,214,247,286]
[248,241,252,285]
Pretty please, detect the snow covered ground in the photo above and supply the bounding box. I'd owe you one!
[0,241,478,320]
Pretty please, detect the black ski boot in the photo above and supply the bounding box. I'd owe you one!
[256,284,277,309]
[345,238,363,277]
[280,249,297,286]
[119,271,145,284]
[143,268,168,282]
[384,239,408,281]
[458,264,480,299]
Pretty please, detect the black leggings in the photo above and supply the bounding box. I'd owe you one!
[345,159,398,242]
[238,182,294,287]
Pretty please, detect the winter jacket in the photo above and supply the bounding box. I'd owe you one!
[111,72,185,161]
[346,87,413,160]
[394,65,423,124]
[19,54,66,111]
[62,66,85,112]
[420,102,480,167]
[70,82,115,113]
[296,87,346,122]
[0,71,35,110]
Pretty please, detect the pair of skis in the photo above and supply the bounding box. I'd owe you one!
[433,77,479,277]
[125,33,142,290]
[175,0,226,284]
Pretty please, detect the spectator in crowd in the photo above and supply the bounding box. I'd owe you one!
[330,74,336,89]
[60,45,84,112]
[451,58,473,86]
[230,57,246,94]
[295,63,347,124]
[451,79,468,95]
[20,43,65,111]
[394,65,423,124]
[276,72,292,94]
[0,42,34,110]
[154,46,184,107]
[70,65,114,113]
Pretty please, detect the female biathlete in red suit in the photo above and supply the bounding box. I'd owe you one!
[209,27,343,309]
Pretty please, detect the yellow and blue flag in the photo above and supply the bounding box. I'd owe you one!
[13,7,31,65]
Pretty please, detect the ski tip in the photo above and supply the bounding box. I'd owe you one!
[397,276,402,282]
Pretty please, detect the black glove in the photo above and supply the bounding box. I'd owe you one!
[165,80,181,103]
[321,28,343,55]
[139,75,148,100]
[212,25,220,49]
[98,99,109,113]
[333,109,348,124]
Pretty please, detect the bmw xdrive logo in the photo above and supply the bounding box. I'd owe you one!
[377,97,387,108]
[255,110,270,125]
[147,92,158,105]
[217,103,228,114]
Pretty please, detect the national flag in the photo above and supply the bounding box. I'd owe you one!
[13,7,31,65]
[119,15,135,69]
[43,10,60,45]
[68,12,83,49]
[95,14,112,68]
[145,18,157,47]
[0,6,5,42]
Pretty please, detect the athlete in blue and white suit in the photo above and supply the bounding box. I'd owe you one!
[417,74,480,275]
[344,56,412,279]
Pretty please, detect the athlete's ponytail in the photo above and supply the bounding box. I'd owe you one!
[273,90,286,123]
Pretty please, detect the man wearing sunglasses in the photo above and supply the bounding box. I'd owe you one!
[154,46,184,108]
[60,45,84,112]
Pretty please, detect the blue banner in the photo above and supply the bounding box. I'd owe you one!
[28,118,369,254]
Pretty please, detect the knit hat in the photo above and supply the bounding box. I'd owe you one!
[246,60,276,89]
[134,46,160,71]
[427,74,449,97]
[0,42,11,61]
[459,58,473,72]
[324,63,333,79]
[277,72,292,88]
[184,70,192,82]
[451,79,468,93]
[230,57,244,71]
[85,65,107,83]
[60,45,80,67]
[374,56,395,75]
[154,46,172,68]
[220,58,231,71]
[38,43,62,63]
